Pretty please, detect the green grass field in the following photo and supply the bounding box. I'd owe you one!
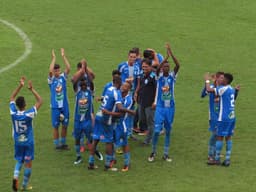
[1,0,256,191]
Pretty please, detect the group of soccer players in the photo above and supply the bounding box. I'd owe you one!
[9,42,239,191]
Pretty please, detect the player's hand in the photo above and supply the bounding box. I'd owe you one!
[61,48,65,57]
[28,80,33,90]
[102,109,109,115]
[166,43,173,56]
[235,85,241,91]
[52,49,56,59]
[20,76,25,86]
[152,103,156,110]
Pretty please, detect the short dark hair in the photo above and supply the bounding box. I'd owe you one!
[224,73,233,84]
[54,64,60,69]
[16,96,26,110]
[143,50,154,60]
[131,47,139,56]
[128,49,137,55]
[216,71,224,77]
[141,58,152,66]
[112,69,121,77]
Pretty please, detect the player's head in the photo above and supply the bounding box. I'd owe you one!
[141,58,152,75]
[223,73,233,85]
[79,78,87,91]
[112,69,121,78]
[143,50,154,60]
[162,62,170,74]
[128,50,137,64]
[113,76,122,89]
[215,71,224,85]
[53,64,61,77]
[15,96,26,110]
[121,81,132,93]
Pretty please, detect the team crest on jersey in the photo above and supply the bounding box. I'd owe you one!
[79,98,88,105]
[55,85,62,93]
[144,79,148,84]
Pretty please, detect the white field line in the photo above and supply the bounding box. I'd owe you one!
[0,19,32,74]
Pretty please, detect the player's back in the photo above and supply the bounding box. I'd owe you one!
[10,105,36,146]
[217,85,235,122]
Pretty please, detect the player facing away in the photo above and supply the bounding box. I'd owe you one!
[10,77,43,191]
[204,73,237,166]
[201,72,224,161]
[48,49,70,150]
[148,43,180,162]
[73,78,94,165]
[102,82,135,172]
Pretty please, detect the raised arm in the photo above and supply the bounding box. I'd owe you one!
[10,77,25,101]
[234,85,240,100]
[28,80,43,110]
[166,43,180,74]
[49,49,56,77]
[204,73,215,93]
[61,48,71,75]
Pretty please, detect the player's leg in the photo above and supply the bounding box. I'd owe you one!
[162,108,174,162]
[144,106,155,144]
[222,121,235,166]
[208,120,217,160]
[73,121,83,164]
[60,107,69,149]
[13,145,24,192]
[21,145,34,190]
[51,108,60,149]
[122,144,130,172]
[214,136,223,164]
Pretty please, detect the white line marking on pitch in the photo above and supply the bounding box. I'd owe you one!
[0,19,32,74]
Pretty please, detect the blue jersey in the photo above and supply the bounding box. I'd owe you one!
[215,85,235,122]
[120,94,133,132]
[201,84,219,121]
[118,61,141,93]
[74,89,93,122]
[48,73,69,108]
[101,82,113,97]
[154,72,177,108]
[100,86,122,125]
[10,102,37,146]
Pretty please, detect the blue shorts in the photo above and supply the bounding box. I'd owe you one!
[14,144,34,163]
[93,112,114,143]
[216,121,236,137]
[73,120,92,140]
[51,107,69,128]
[154,107,175,133]
[208,119,217,132]
[115,122,128,147]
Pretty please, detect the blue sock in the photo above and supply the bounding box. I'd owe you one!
[164,131,171,155]
[75,145,80,157]
[89,155,94,164]
[60,137,66,145]
[225,140,232,161]
[54,139,59,146]
[215,140,223,161]
[14,162,23,178]
[105,154,113,167]
[22,168,31,187]
[152,132,159,154]
[208,133,216,157]
[123,152,130,166]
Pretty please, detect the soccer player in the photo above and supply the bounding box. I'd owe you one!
[73,78,94,165]
[204,73,237,166]
[48,48,70,150]
[201,72,224,161]
[148,43,180,162]
[10,77,42,191]
[88,76,134,171]
[117,49,141,95]
[103,81,135,171]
